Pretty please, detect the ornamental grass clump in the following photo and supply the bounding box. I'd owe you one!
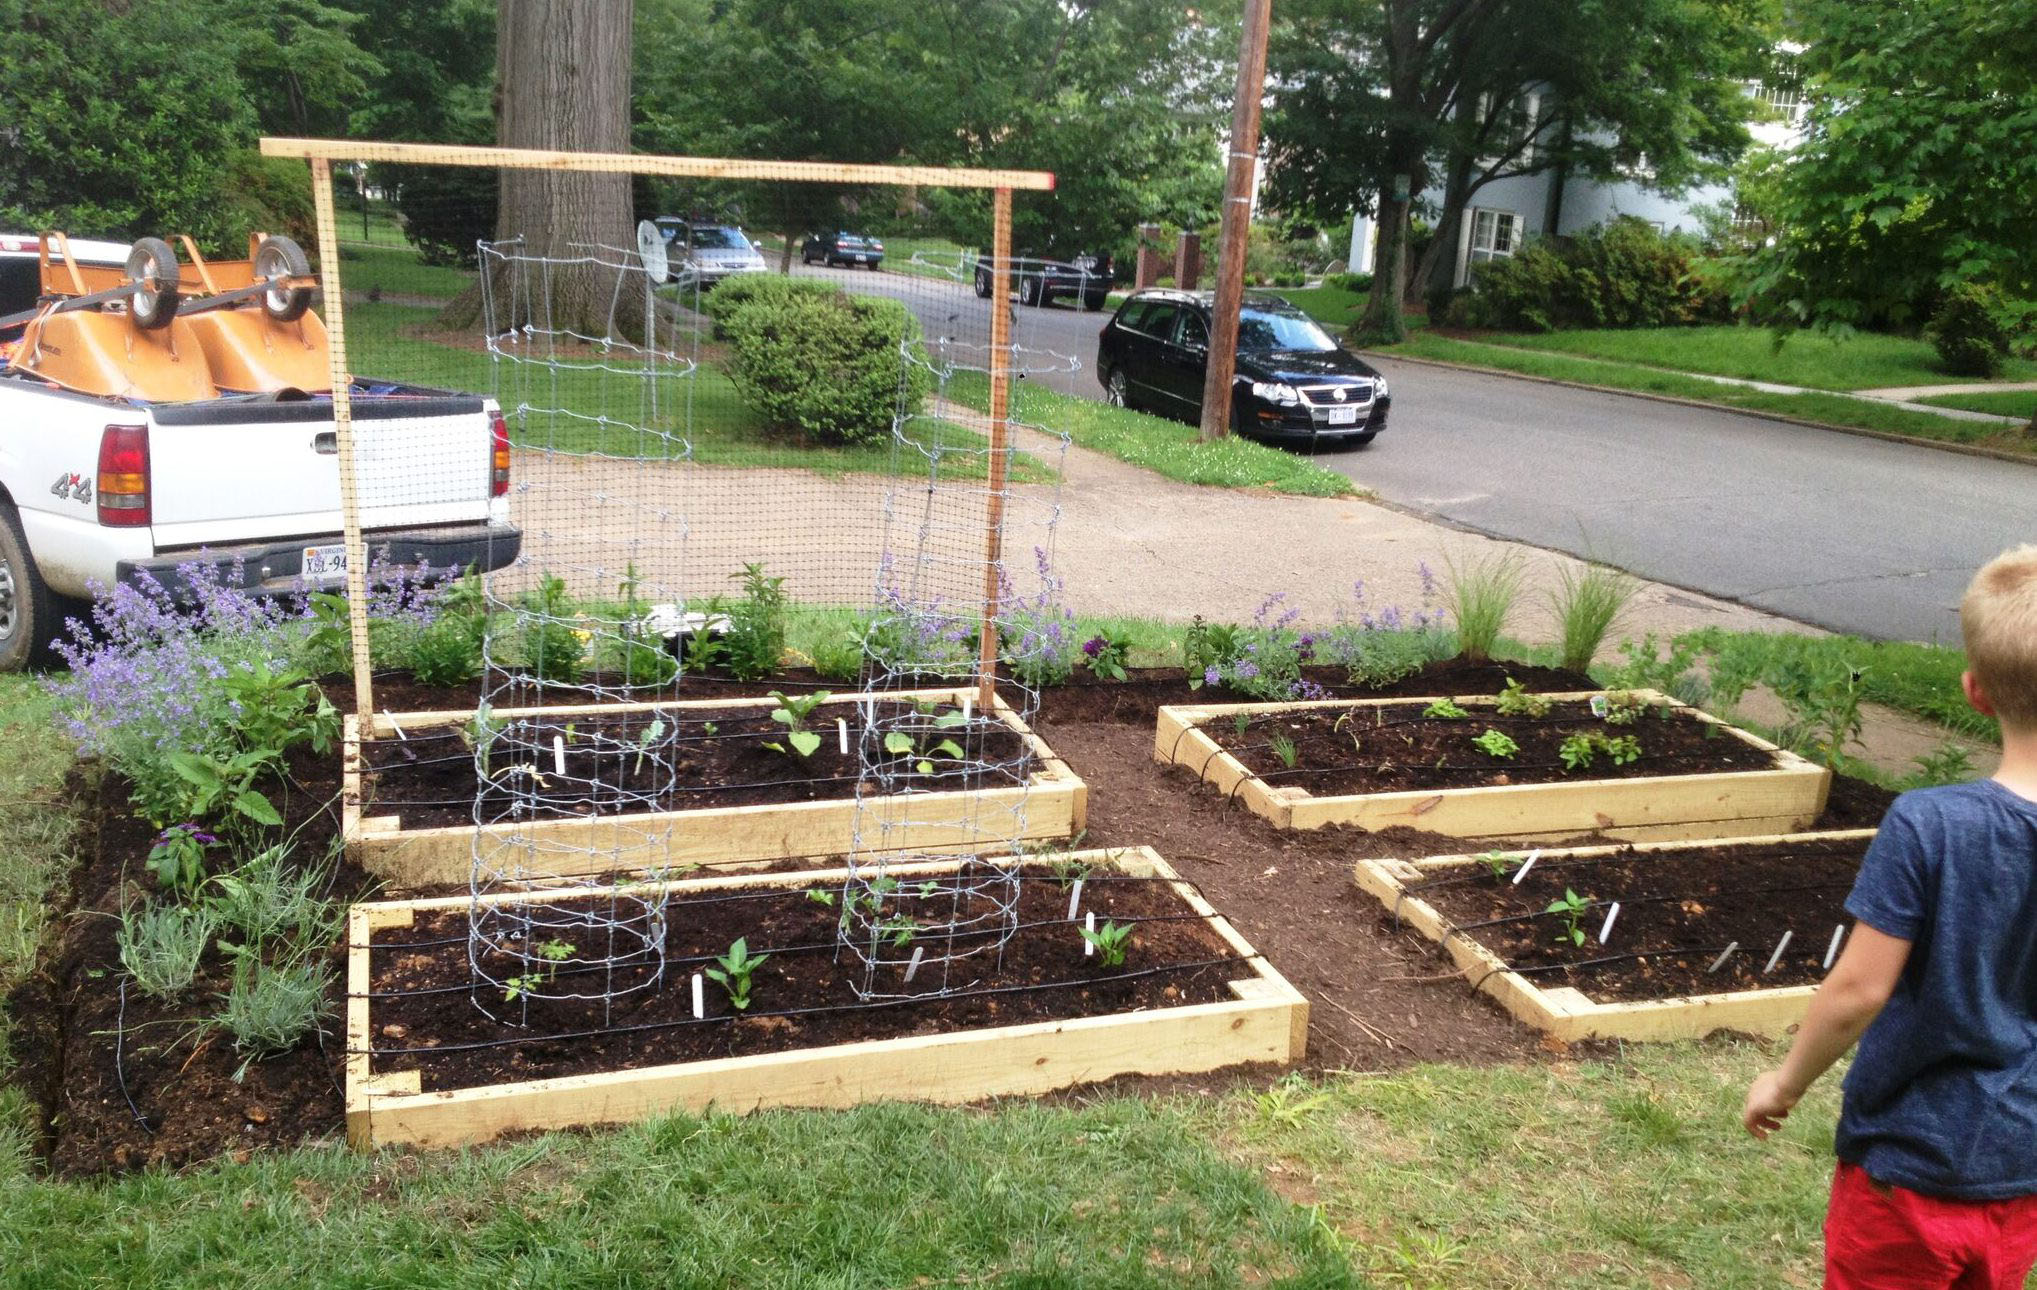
[1548,561,1639,673]
[1442,551,1527,663]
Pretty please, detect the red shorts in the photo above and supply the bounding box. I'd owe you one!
[1826,1161,2037,1289]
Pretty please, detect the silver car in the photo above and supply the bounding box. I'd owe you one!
[653,219,767,287]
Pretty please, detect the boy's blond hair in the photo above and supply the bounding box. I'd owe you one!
[1962,544,2037,729]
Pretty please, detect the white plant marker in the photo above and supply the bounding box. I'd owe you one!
[1067,878,1085,921]
[384,711,408,741]
[961,694,973,723]
[1511,849,1542,885]
[837,718,849,755]
[690,972,704,1019]
[1083,909,1097,956]
[903,945,926,982]
[1707,942,1739,974]
[1824,924,1847,970]
[552,734,566,777]
[1763,930,1794,976]
[1598,902,1621,945]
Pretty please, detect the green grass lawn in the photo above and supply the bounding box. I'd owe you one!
[1467,324,2037,392]
[1275,283,1370,330]
[944,371,1360,498]
[1918,389,2037,418]
[335,242,476,302]
[1382,333,2037,457]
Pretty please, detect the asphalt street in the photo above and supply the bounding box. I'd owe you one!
[801,262,2035,644]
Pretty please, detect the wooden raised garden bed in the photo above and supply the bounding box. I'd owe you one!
[1155,689,1829,842]
[344,847,1309,1148]
[343,686,1087,887]
[1353,830,1877,1041]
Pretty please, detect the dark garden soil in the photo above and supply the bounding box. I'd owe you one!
[362,697,1031,829]
[372,869,1241,1093]
[11,656,1901,1176]
[1203,698,1776,795]
[1406,836,1870,1001]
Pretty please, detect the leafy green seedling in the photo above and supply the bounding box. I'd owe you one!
[1493,677,1552,718]
[1232,713,1253,736]
[1475,850,1513,879]
[705,937,769,1011]
[1558,733,1597,772]
[1546,888,1591,947]
[1080,919,1134,967]
[633,718,667,774]
[1471,728,1519,759]
[805,887,836,907]
[1422,698,1470,720]
[1268,734,1300,769]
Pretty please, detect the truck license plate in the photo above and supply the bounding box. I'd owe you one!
[1326,406,1359,426]
[302,544,348,581]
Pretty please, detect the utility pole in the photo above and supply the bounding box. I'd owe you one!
[1199,0,1274,442]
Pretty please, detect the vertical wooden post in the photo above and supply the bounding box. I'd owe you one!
[1199,0,1274,441]
[309,158,376,728]
[977,186,1014,709]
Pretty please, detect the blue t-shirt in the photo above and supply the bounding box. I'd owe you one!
[1835,779,2037,1200]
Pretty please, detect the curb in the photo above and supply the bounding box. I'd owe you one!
[1363,351,2037,470]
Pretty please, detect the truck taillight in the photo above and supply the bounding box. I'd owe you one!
[97,424,150,527]
[489,410,510,497]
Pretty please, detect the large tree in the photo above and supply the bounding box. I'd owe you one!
[1263,0,1769,339]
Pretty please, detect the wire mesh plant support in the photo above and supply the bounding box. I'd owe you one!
[468,233,692,1023]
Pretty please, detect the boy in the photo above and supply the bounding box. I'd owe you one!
[1744,543,2037,1288]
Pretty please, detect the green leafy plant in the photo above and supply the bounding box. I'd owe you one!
[632,718,668,775]
[1927,281,2010,378]
[1082,628,1132,682]
[298,590,354,677]
[1474,850,1514,879]
[884,719,966,775]
[461,703,503,774]
[147,822,220,895]
[721,563,788,680]
[1769,657,1867,769]
[1493,677,1552,718]
[407,617,483,686]
[805,887,837,907]
[1601,734,1641,765]
[1546,888,1591,947]
[1441,550,1527,663]
[154,750,284,833]
[1231,713,1254,736]
[721,286,934,444]
[1906,740,1977,788]
[520,573,585,682]
[1604,634,1709,707]
[706,937,769,1011]
[1470,729,1519,759]
[207,842,338,947]
[216,952,333,1078]
[1422,698,1469,719]
[1599,690,1650,726]
[219,658,339,760]
[1558,731,1644,772]
[117,902,217,1001]
[763,689,833,760]
[1079,919,1134,967]
[1267,734,1301,769]
[614,562,680,687]
[502,939,577,1003]
[1184,616,1242,688]
[1547,562,1638,673]
[807,634,865,682]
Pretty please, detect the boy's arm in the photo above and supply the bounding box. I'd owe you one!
[1743,924,1912,1140]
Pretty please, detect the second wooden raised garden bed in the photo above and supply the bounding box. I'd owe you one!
[345,847,1309,1148]
[1155,688,1829,842]
[344,686,1087,886]
[1353,830,1877,1041]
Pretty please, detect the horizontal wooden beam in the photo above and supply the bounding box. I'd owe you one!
[260,137,1055,191]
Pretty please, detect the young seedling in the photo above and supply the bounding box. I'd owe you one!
[763,689,833,759]
[883,729,966,775]
[705,937,769,1011]
[1080,918,1134,967]
[632,718,667,774]
[1493,677,1552,718]
[503,939,576,1002]
[804,887,836,907]
[1231,713,1253,737]
[1422,698,1470,719]
[1475,850,1513,879]
[1546,888,1591,947]
[1598,690,1650,726]
[1267,733,1301,769]
[1471,728,1519,759]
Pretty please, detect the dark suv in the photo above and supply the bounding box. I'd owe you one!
[974,251,1114,310]
[1095,289,1391,446]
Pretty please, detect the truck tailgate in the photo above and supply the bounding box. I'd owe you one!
[148,395,493,547]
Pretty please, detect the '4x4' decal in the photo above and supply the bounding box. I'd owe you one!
[50,472,92,504]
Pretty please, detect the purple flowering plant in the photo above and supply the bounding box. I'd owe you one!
[997,548,1079,688]
[148,823,220,895]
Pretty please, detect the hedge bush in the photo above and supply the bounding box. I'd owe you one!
[1463,218,1706,332]
[720,286,933,444]
[701,273,838,338]
[1322,271,1373,293]
[1927,283,2010,378]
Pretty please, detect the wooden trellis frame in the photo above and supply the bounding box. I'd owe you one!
[260,137,1057,727]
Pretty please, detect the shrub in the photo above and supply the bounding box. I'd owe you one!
[719,563,788,681]
[1927,283,2010,378]
[407,617,483,685]
[722,288,933,444]
[1322,271,1373,293]
[701,272,839,338]
[217,954,333,1074]
[1465,219,1704,332]
[118,902,216,1002]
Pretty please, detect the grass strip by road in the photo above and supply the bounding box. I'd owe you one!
[1380,333,2037,458]
[0,675,81,1146]
[345,302,1055,483]
[946,371,1360,498]
[1468,323,2037,391]
[1919,389,2037,419]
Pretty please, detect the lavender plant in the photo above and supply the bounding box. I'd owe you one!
[999,548,1079,688]
[1319,567,1452,689]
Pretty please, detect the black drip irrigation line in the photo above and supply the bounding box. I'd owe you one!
[113,981,156,1135]
[357,953,1255,1060]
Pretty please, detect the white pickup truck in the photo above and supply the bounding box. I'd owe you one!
[0,232,520,670]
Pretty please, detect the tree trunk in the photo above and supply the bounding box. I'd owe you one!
[436,0,637,339]
[1355,188,1407,344]
[1421,152,1475,321]
[779,226,798,275]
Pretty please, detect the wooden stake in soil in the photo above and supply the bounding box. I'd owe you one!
[975,186,1014,711]
[1762,930,1794,975]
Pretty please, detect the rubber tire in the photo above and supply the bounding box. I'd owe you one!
[1020,275,1043,307]
[974,269,993,299]
[1342,431,1378,449]
[1104,367,1132,411]
[0,501,64,672]
[1083,291,1108,312]
[803,250,815,265]
[125,237,180,330]
[253,234,313,323]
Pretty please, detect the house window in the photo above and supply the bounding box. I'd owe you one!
[1476,91,1540,167]
[1749,80,1805,123]
[1469,209,1519,265]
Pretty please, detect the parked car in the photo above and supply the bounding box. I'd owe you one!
[974,250,1114,310]
[800,231,885,269]
[0,232,520,669]
[1095,288,1391,446]
[652,218,767,287]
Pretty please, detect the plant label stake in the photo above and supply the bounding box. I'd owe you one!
[552,734,566,777]
[962,694,973,723]
[690,972,704,1019]
[837,718,849,755]
[1067,878,1084,921]
[384,711,408,741]
[904,945,926,982]
[1084,909,1096,957]
[1511,849,1542,885]
[1824,924,1847,970]
[1598,902,1621,946]
[1707,942,1739,974]
[1762,930,1793,976]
